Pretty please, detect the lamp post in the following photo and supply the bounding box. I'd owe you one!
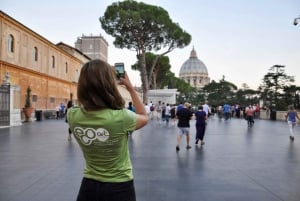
[293,15,300,26]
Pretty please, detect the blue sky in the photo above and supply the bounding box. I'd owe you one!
[1,0,300,89]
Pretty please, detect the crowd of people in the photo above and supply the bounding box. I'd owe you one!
[127,101,210,151]
[127,101,300,147]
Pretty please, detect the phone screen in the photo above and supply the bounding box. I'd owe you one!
[115,63,125,79]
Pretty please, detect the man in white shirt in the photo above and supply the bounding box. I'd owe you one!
[202,103,211,117]
[145,103,151,116]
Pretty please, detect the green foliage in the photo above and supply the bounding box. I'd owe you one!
[234,89,259,106]
[259,65,295,110]
[132,52,171,89]
[24,86,31,108]
[202,79,238,106]
[282,85,300,109]
[100,0,191,102]
[100,1,191,52]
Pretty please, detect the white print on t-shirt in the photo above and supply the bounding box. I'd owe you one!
[73,127,110,145]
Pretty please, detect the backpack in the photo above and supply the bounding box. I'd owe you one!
[150,105,154,111]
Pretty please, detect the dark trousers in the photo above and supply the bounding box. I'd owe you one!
[247,116,254,127]
[76,178,136,201]
[196,124,206,141]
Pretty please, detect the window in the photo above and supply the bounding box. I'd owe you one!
[75,69,79,81]
[50,97,55,103]
[32,95,38,102]
[8,34,14,53]
[51,56,55,68]
[65,62,68,73]
[33,47,38,61]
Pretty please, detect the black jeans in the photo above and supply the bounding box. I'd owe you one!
[76,178,136,201]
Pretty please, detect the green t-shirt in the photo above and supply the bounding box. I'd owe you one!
[67,107,137,182]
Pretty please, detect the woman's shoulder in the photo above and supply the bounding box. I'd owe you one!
[68,106,81,112]
[111,108,136,119]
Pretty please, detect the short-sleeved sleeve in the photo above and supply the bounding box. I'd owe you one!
[122,109,137,133]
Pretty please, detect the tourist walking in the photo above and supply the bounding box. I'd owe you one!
[60,103,65,119]
[175,102,193,151]
[223,103,230,120]
[170,104,177,126]
[285,105,300,141]
[195,105,207,146]
[245,106,255,128]
[161,102,166,122]
[149,101,154,120]
[65,100,73,141]
[156,101,162,124]
[56,105,60,120]
[164,103,171,127]
[67,59,149,201]
[144,103,151,117]
[202,102,211,118]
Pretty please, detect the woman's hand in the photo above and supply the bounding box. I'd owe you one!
[118,71,134,91]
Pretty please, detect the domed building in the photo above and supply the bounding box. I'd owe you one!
[179,48,210,89]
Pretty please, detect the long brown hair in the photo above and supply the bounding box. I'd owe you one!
[77,59,125,110]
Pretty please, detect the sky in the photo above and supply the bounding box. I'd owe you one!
[1,0,300,89]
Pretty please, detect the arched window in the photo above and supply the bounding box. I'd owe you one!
[51,56,55,68]
[65,62,68,73]
[8,34,14,53]
[33,47,38,61]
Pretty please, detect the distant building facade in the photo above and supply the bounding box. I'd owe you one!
[0,11,90,111]
[148,89,178,105]
[75,34,108,61]
[179,48,210,89]
[0,11,139,117]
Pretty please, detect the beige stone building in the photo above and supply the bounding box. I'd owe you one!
[0,11,90,111]
[0,10,139,118]
[75,34,108,61]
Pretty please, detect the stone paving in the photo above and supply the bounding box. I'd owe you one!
[0,116,300,201]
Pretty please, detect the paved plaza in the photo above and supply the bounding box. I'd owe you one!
[1,116,300,201]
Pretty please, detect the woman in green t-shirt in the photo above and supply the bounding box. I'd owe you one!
[67,59,149,201]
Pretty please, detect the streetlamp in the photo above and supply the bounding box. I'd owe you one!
[293,15,300,26]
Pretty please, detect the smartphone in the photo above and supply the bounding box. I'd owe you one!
[115,63,125,79]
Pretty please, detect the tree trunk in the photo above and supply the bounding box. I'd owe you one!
[152,72,157,89]
[140,51,149,103]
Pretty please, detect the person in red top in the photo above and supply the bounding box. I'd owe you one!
[245,106,255,127]
[255,104,261,119]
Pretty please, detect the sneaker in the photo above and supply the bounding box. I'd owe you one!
[176,146,180,151]
[290,136,295,141]
[186,145,192,149]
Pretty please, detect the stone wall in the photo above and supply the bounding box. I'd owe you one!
[259,110,289,121]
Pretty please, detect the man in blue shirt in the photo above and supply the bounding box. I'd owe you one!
[223,103,230,120]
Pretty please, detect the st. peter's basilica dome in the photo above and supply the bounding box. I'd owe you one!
[179,48,210,88]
